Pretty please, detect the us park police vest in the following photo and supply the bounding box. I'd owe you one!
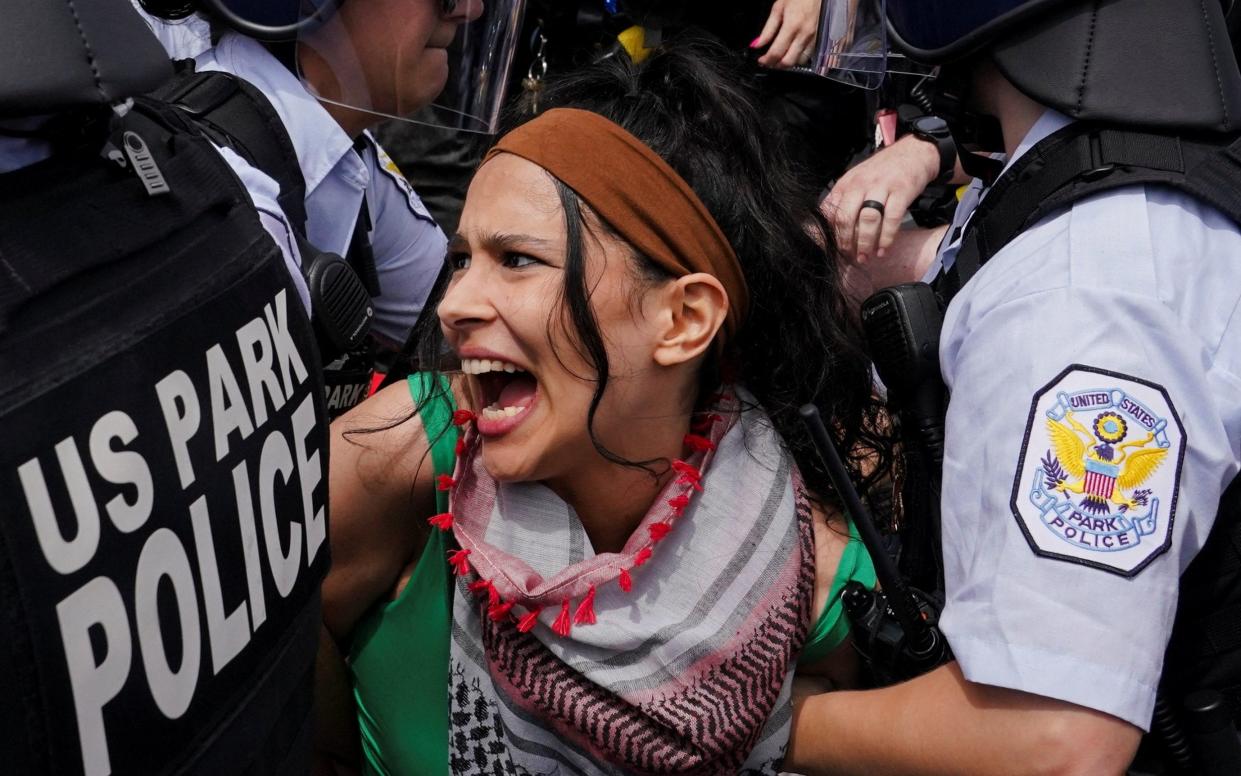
[0,106,329,775]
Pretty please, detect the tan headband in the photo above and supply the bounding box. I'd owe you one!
[483,107,748,338]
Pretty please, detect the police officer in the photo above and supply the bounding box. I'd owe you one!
[137,0,526,417]
[787,1,1241,773]
[1,0,330,773]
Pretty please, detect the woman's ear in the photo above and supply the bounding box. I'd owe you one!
[652,273,729,367]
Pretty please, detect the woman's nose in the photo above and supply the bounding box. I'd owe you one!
[437,265,495,332]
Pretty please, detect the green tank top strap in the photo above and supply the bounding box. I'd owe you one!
[350,373,458,776]
[798,518,877,665]
[411,372,460,514]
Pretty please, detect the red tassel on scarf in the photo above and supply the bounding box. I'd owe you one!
[451,409,475,426]
[427,512,454,531]
[691,413,723,434]
[683,433,715,453]
[574,586,597,625]
[648,522,671,542]
[634,547,653,566]
[448,548,471,576]
[667,493,690,516]
[517,606,544,633]
[552,600,573,636]
[454,436,467,456]
[488,600,514,621]
[618,568,633,592]
[436,474,456,491]
[468,578,500,606]
[671,460,703,491]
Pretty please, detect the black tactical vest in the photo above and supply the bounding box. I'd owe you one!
[0,105,330,775]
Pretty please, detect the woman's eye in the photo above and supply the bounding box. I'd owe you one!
[447,252,471,271]
[502,252,542,269]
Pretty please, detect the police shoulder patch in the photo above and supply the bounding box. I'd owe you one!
[370,139,434,222]
[1010,364,1185,577]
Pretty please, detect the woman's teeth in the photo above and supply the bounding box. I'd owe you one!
[461,358,524,375]
[480,404,527,420]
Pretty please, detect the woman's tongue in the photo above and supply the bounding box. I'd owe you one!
[491,372,537,412]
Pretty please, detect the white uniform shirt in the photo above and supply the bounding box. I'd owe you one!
[192,33,446,346]
[935,109,1241,729]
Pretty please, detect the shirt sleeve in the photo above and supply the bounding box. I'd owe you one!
[935,209,1238,729]
[213,145,312,315]
[361,137,447,347]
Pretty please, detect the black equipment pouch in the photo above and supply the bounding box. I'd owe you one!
[0,104,330,775]
[861,283,946,593]
[920,121,1241,773]
[151,65,378,414]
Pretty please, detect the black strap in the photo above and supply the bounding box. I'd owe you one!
[938,124,1241,298]
[347,137,381,297]
[152,63,309,235]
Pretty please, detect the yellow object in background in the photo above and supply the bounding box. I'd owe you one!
[618,25,652,64]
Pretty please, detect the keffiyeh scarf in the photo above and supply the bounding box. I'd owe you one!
[441,394,814,775]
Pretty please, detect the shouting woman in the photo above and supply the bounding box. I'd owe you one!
[322,38,884,775]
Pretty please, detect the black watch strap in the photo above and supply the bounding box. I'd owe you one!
[910,115,956,183]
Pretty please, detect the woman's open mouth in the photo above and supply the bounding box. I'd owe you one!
[461,357,539,437]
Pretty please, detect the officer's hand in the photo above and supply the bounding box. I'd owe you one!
[822,134,942,264]
[752,0,822,69]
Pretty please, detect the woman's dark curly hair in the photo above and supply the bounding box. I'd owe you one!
[405,36,890,504]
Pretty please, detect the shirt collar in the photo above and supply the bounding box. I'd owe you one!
[201,33,365,198]
[925,108,1075,281]
[997,108,1074,180]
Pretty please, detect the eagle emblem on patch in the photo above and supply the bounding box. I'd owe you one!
[372,142,434,222]
[1010,364,1185,577]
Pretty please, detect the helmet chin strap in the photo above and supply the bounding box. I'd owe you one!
[924,67,1007,185]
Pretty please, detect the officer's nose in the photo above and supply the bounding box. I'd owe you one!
[444,0,484,24]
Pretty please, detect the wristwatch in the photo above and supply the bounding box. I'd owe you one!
[909,115,956,183]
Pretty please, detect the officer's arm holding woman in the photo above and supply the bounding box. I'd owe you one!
[789,1,1241,774]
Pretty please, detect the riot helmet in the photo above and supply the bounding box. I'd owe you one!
[198,0,526,133]
[885,0,1241,133]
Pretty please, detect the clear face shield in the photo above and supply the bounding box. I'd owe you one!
[796,0,933,89]
[204,0,526,133]
[297,0,526,133]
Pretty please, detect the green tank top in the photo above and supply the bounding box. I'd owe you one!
[346,374,875,775]
[349,374,457,776]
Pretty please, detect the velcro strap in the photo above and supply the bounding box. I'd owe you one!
[1094,129,1186,174]
[158,70,241,118]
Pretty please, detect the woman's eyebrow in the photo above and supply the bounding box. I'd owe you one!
[453,231,560,254]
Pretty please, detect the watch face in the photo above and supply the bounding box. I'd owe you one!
[914,115,950,135]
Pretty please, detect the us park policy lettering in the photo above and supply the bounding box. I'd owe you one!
[12,289,325,776]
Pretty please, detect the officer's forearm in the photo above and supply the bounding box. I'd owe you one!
[785,661,1140,776]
